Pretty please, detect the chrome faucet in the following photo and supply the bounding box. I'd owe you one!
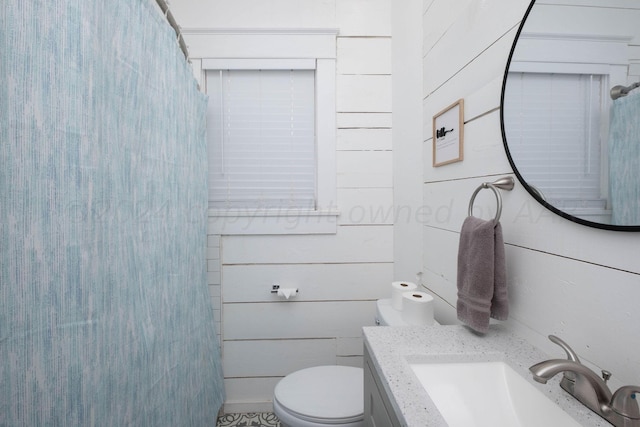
[530,335,640,427]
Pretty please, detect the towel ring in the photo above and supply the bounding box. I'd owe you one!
[467,176,515,222]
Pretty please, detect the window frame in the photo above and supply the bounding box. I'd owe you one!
[192,29,339,234]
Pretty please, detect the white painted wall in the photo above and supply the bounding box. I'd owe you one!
[421,0,640,393]
[393,0,424,282]
[171,0,397,413]
[172,0,640,414]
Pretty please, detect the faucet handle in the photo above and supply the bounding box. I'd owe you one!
[549,335,581,363]
[610,386,640,419]
[548,335,581,386]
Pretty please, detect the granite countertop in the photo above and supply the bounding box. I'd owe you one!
[363,324,609,427]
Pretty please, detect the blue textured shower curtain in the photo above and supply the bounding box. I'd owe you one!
[1,1,224,425]
[609,91,640,225]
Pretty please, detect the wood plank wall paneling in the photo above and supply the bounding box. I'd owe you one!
[337,38,392,75]
[337,128,392,151]
[422,1,526,96]
[223,339,337,377]
[336,0,392,37]
[223,263,393,303]
[337,151,393,189]
[337,75,392,112]
[223,377,282,413]
[168,0,640,412]
[221,226,394,265]
[207,230,222,343]
[170,0,335,29]
[338,188,395,225]
[337,112,392,129]
[422,0,640,393]
[223,301,377,341]
[173,0,396,412]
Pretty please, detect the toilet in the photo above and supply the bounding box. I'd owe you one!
[273,298,438,426]
[273,365,364,427]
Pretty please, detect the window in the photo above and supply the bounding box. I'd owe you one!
[206,68,316,210]
[504,31,632,220]
[200,52,338,234]
[503,72,608,206]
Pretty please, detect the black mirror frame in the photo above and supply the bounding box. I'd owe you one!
[500,0,640,232]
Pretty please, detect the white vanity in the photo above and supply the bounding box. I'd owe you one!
[363,325,609,427]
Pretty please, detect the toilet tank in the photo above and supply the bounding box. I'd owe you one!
[375,298,439,326]
[375,298,407,326]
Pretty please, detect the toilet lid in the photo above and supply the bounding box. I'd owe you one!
[274,365,363,423]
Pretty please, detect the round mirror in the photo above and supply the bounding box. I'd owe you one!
[501,0,640,231]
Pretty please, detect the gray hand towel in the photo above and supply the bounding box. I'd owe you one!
[456,216,508,334]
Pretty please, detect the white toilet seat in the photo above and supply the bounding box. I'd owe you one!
[273,365,364,427]
[273,396,364,427]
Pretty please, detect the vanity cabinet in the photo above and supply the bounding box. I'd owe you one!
[363,344,401,427]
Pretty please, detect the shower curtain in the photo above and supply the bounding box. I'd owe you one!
[1,1,224,425]
[609,90,640,225]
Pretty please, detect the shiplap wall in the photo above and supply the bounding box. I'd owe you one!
[422,0,640,392]
[171,0,395,412]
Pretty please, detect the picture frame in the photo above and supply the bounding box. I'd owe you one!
[432,99,464,167]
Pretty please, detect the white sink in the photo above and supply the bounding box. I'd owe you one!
[410,361,582,427]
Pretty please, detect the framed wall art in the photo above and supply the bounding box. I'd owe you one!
[432,99,464,167]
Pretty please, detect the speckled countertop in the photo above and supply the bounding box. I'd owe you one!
[363,324,609,426]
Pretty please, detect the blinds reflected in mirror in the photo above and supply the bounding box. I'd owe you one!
[503,72,608,208]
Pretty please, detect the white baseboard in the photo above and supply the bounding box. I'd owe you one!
[223,400,275,414]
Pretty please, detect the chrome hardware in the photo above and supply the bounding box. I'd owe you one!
[549,335,581,362]
[530,335,640,426]
[611,386,640,419]
[611,82,640,100]
[548,334,581,387]
[467,176,515,222]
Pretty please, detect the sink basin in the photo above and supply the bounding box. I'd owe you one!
[410,361,581,427]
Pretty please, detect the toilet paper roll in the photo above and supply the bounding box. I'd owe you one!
[276,288,298,300]
[401,291,434,326]
[391,281,417,310]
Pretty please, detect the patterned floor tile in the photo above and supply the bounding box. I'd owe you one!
[216,412,281,427]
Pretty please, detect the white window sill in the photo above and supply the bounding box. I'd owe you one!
[207,208,340,235]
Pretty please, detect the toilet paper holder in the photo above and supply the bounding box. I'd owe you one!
[271,285,299,295]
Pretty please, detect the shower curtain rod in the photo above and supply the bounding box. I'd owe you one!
[155,0,189,60]
[610,82,640,100]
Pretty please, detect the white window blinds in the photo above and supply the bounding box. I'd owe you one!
[503,72,606,203]
[206,69,316,209]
